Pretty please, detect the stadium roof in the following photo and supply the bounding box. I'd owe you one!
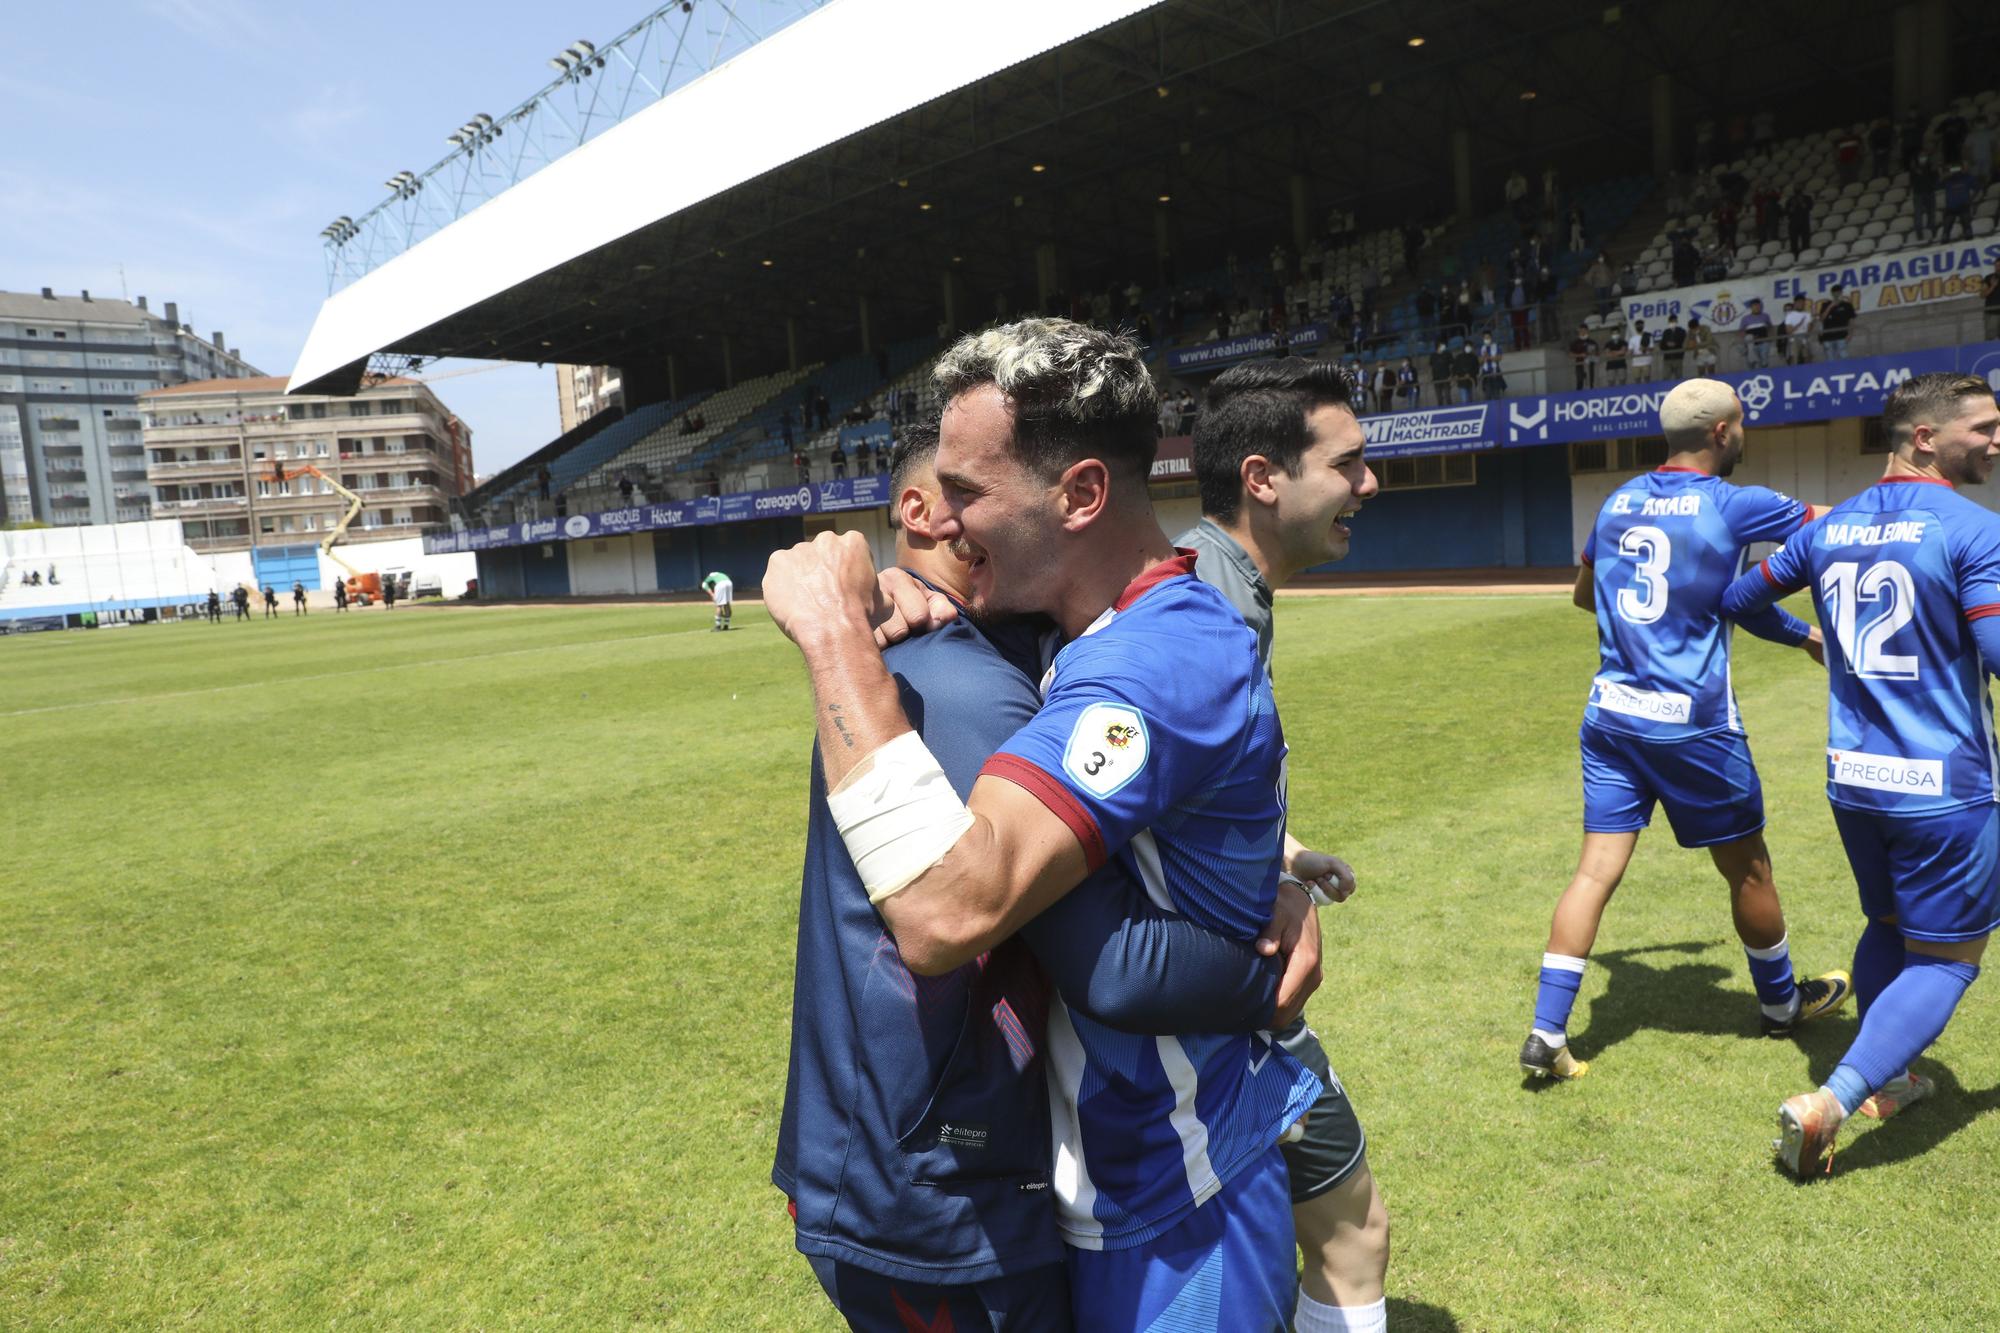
[145,375,421,398]
[291,0,1978,399]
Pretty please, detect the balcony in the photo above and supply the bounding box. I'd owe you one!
[147,455,244,473]
[50,494,92,507]
[156,495,248,513]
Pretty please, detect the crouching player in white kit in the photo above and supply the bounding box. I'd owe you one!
[1521,378,1851,1080]
[1724,373,2000,1176]
[701,570,733,631]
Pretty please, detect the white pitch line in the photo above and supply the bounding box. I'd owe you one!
[0,623,747,720]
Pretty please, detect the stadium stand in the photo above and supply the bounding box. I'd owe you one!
[1627,90,2000,295]
[0,520,229,621]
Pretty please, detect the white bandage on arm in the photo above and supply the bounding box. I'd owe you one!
[825,729,975,903]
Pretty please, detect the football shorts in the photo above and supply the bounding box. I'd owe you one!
[1580,723,1765,848]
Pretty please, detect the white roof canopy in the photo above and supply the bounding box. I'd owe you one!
[290,0,1162,392]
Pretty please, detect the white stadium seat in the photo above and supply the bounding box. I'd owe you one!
[1860,220,1887,239]
[1820,242,1850,261]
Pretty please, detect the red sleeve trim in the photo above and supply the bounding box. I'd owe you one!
[1966,604,2000,623]
[980,753,1108,872]
[1579,552,1594,566]
[1797,508,1817,529]
[1759,557,1780,587]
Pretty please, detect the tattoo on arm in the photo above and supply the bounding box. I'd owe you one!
[827,702,856,750]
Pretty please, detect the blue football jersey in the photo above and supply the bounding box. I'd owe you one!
[1737,477,2000,815]
[1582,467,1811,740]
[983,553,1321,1252]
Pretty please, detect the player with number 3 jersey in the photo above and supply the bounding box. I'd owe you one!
[1520,379,1851,1083]
[1724,373,2000,1177]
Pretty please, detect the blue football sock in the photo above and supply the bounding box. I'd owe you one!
[1825,953,1979,1115]
[1743,933,1798,1017]
[1850,918,1906,1020]
[1532,953,1586,1042]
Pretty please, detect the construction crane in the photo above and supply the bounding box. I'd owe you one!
[266,462,375,596]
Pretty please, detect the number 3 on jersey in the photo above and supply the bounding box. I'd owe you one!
[1820,560,1919,680]
[1616,525,1672,625]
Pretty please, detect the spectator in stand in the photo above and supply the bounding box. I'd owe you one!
[1345,357,1370,413]
[1616,260,1639,302]
[1373,362,1395,414]
[1868,118,1896,180]
[1478,333,1506,401]
[1912,152,1940,238]
[1505,168,1530,221]
[536,464,551,501]
[854,439,874,475]
[1430,341,1455,405]
[1940,161,1977,242]
[1834,126,1864,185]
[829,441,847,480]
[1984,256,2000,342]
[1751,108,1776,148]
[1537,259,1558,341]
[1900,105,1927,169]
[1602,326,1629,385]
[618,475,635,506]
[1939,107,1971,168]
[1967,115,1996,186]
[1714,198,1741,253]
[1752,182,1782,245]
[705,471,720,497]
[1739,298,1775,369]
[1455,280,1476,335]
[1270,243,1290,280]
[1567,207,1586,254]
[1397,357,1420,409]
[1569,324,1599,390]
[1508,276,1532,351]
[1786,186,1815,259]
[1700,243,1731,283]
[1688,315,1719,376]
[1670,228,1702,287]
[1453,341,1480,404]
[1628,321,1655,382]
[1415,284,1436,342]
[1819,286,1857,358]
[794,447,811,484]
[1783,296,1816,364]
[1588,254,1614,317]
[1659,316,1688,380]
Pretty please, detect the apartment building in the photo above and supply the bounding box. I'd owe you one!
[0,289,262,527]
[142,376,472,554]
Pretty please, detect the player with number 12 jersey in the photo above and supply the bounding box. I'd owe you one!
[1520,380,1849,1084]
[1723,372,2000,1178]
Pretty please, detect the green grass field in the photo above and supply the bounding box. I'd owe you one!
[3,595,1997,1330]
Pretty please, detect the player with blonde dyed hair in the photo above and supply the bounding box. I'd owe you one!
[1520,378,1852,1081]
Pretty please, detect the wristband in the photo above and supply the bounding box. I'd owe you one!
[827,730,975,903]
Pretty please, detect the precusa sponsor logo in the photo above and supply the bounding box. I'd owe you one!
[1828,749,1944,795]
[1592,677,1693,725]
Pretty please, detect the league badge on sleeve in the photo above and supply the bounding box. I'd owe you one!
[1063,702,1150,798]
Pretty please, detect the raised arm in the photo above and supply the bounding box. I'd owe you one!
[764,533,1104,974]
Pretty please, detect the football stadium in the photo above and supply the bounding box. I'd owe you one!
[10,0,2000,1327]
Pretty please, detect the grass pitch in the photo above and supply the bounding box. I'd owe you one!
[2,595,1996,1330]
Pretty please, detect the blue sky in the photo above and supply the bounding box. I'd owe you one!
[1,1,803,477]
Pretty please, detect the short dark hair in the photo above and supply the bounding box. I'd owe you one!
[1191,358,1356,523]
[1882,373,1995,450]
[886,415,942,531]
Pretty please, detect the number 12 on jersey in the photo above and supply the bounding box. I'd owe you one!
[1820,560,1920,680]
